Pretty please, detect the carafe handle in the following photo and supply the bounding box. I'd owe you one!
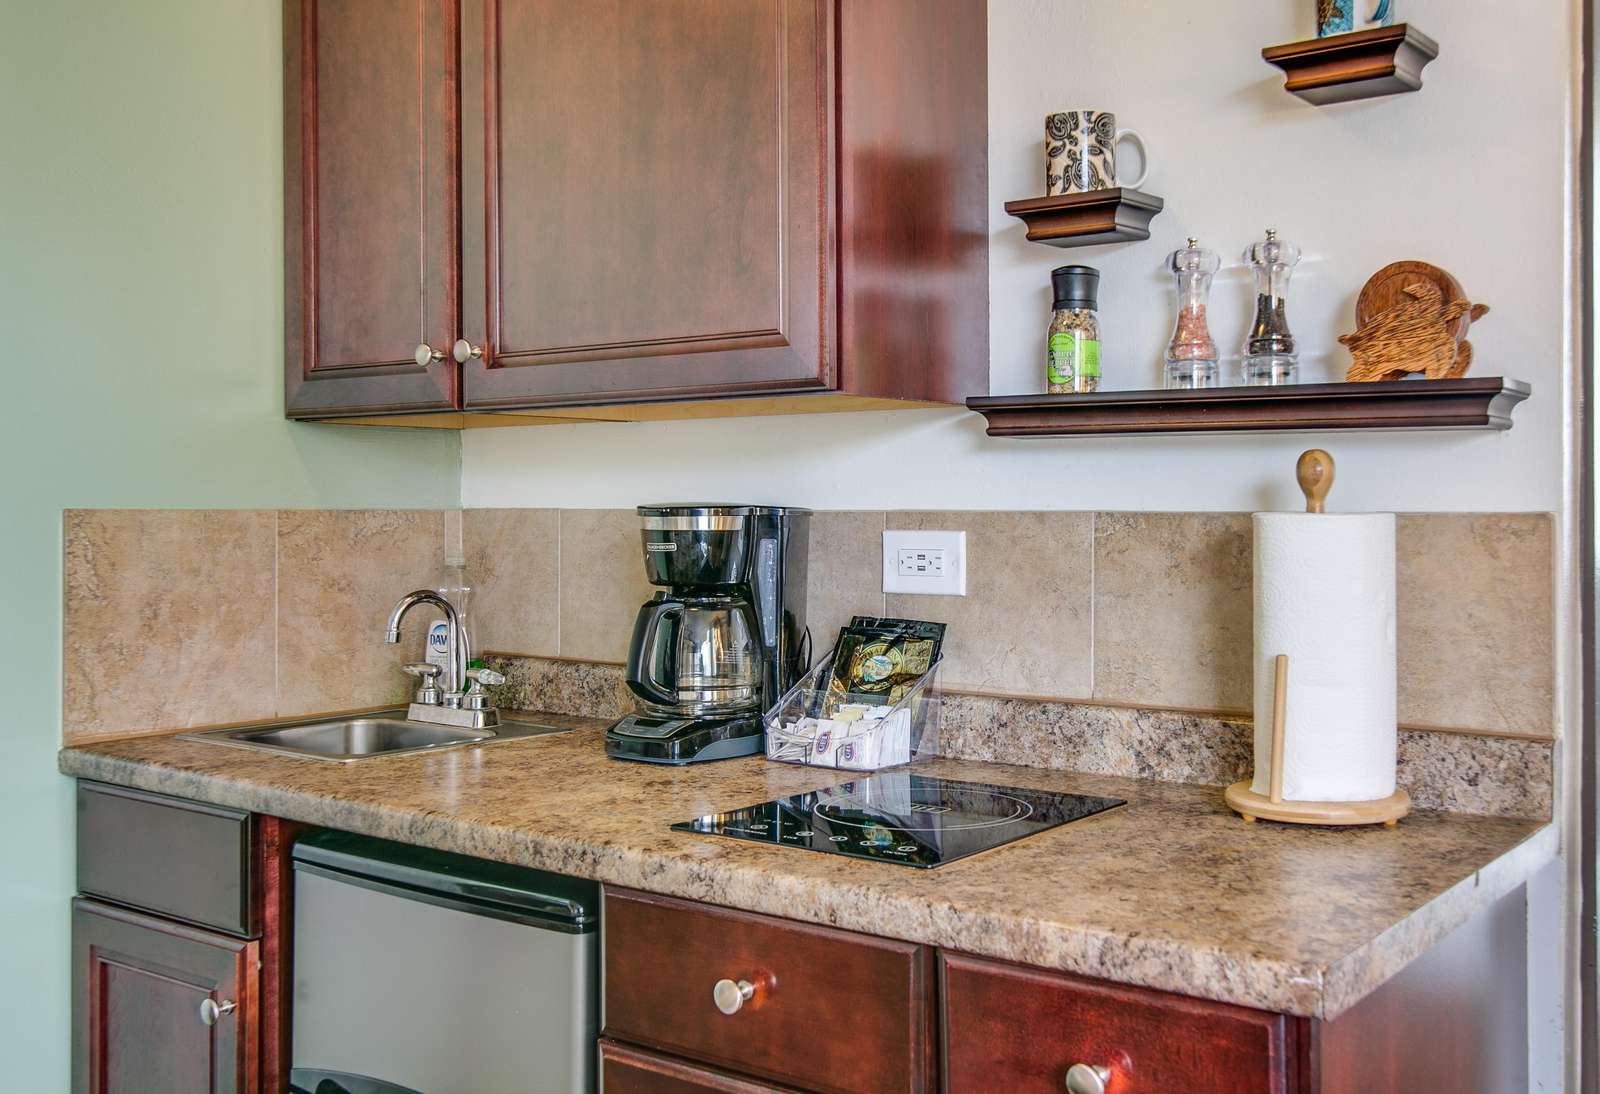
[626,599,684,708]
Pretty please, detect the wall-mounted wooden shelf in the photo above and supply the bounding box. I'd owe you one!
[1003,188,1165,248]
[1262,24,1439,105]
[966,377,1529,437]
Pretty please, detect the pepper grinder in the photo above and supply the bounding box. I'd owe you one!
[1242,229,1301,386]
[1165,238,1220,389]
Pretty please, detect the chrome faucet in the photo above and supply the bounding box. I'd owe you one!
[385,590,503,729]
[386,590,468,697]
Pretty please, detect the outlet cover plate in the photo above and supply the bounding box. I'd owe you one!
[882,530,966,596]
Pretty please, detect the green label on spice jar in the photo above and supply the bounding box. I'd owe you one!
[1048,333,1100,384]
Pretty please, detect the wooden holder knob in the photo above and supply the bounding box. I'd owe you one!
[1296,449,1335,514]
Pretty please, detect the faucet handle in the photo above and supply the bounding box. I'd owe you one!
[402,662,443,706]
[461,666,505,712]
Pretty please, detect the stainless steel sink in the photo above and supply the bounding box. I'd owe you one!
[180,711,570,762]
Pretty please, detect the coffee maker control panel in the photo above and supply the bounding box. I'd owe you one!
[610,716,694,740]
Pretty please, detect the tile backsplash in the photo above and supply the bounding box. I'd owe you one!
[63,510,278,739]
[62,507,1555,745]
[63,509,439,742]
[464,508,1554,740]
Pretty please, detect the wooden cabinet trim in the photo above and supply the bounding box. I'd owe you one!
[257,817,306,1094]
[835,0,988,404]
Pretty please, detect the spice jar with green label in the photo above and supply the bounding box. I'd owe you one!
[1046,264,1101,393]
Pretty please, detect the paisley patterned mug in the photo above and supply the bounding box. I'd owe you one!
[1044,110,1150,196]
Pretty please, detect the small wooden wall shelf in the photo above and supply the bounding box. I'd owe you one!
[1262,24,1439,105]
[967,377,1529,437]
[1003,188,1165,248]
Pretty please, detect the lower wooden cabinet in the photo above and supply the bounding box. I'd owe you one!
[71,899,259,1094]
[603,888,936,1094]
[940,953,1296,1094]
[602,1039,804,1093]
[71,783,300,1094]
[65,777,1528,1094]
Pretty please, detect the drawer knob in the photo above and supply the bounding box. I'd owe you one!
[414,343,446,367]
[198,998,236,1027]
[712,978,756,1015]
[1065,1064,1110,1094]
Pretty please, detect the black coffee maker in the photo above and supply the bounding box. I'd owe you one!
[605,504,810,764]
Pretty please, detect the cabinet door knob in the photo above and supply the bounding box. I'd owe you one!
[414,343,446,367]
[712,978,756,1015]
[1064,1063,1110,1094]
[452,339,484,364]
[198,998,237,1027]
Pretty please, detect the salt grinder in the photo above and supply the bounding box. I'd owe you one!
[1164,237,1220,389]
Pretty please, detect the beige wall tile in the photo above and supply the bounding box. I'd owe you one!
[276,509,444,715]
[885,511,1093,698]
[1397,514,1553,737]
[63,510,276,741]
[805,511,886,655]
[464,509,560,657]
[1093,512,1252,711]
[558,510,655,663]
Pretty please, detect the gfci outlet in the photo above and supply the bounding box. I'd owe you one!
[882,530,966,596]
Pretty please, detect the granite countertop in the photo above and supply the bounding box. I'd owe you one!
[59,712,1553,1020]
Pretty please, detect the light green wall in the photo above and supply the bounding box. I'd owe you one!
[0,0,460,1083]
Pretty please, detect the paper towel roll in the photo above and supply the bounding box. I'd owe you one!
[1252,512,1397,802]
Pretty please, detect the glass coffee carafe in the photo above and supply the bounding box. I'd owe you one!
[626,595,761,716]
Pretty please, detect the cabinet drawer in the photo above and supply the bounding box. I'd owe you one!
[604,889,934,1094]
[939,953,1294,1094]
[77,782,257,937]
[601,1040,801,1093]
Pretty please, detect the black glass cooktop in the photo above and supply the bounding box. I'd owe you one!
[671,773,1124,869]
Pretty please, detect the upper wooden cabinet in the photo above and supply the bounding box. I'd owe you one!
[284,0,460,417]
[284,0,988,422]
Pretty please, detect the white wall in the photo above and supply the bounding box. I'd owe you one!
[463,1,1580,1086]
[466,0,1572,516]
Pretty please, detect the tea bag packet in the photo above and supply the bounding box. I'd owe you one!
[823,617,946,717]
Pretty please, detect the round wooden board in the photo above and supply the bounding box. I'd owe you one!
[1356,260,1476,343]
[1224,781,1411,827]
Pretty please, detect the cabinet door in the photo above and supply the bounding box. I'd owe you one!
[72,899,259,1094]
[284,0,459,417]
[460,0,833,409]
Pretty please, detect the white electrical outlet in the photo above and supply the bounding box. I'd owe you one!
[897,547,946,577]
[882,530,966,595]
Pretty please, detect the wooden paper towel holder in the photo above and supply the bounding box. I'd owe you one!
[1224,451,1411,827]
[1224,654,1410,826]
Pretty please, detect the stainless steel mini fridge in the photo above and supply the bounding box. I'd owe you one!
[289,830,599,1094]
